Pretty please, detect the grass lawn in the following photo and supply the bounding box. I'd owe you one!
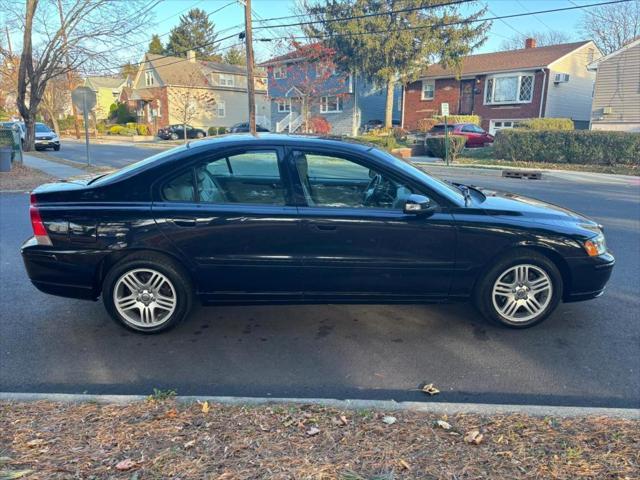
[1,399,638,479]
[457,147,639,176]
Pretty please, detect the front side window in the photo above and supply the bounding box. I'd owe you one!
[320,95,342,113]
[421,79,435,100]
[485,74,534,104]
[292,151,415,210]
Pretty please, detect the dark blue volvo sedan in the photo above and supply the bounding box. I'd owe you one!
[22,135,614,333]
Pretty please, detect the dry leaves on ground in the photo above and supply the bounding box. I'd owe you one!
[1,400,638,479]
[0,164,55,191]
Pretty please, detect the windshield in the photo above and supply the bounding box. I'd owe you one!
[90,144,188,186]
[35,123,52,133]
[369,148,465,205]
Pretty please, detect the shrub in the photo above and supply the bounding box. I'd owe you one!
[433,114,481,126]
[207,126,226,136]
[96,122,107,135]
[109,125,124,135]
[417,118,438,132]
[392,127,408,141]
[309,116,331,135]
[494,130,640,166]
[356,135,398,151]
[518,118,574,131]
[115,103,135,124]
[425,135,467,162]
[135,124,149,135]
[118,127,137,136]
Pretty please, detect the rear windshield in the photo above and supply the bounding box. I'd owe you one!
[429,125,454,134]
[36,124,52,132]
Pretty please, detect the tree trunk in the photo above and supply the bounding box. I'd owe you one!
[384,78,394,129]
[51,116,60,136]
[23,116,36,153]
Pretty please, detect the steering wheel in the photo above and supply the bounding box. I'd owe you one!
[363,173,383,206]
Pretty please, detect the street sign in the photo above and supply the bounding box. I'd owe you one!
[71,87,96,113]
[71,87,96,165]
[441,102,450,116]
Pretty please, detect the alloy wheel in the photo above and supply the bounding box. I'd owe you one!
[113,268,177,328]
[491,264,553,323]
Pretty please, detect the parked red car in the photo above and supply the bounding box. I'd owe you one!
[429,123,494,147]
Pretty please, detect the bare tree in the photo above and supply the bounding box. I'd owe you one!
[499,30,574,51]
[0,0,155,150]
[40,73,76,134]
[580,0,640,54]
[166,72,216,142]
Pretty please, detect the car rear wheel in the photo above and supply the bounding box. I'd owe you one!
[196,131,204,138]
[102,254,193,333]
[170,132,179,140]
[474,250,562,328]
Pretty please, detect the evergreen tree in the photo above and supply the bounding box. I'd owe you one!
[302,0,489,128]
[120,62,138,78]
[223,46,246,65]
[148,34,164,54]
[165,8,219,60]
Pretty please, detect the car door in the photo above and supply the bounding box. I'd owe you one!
[152,146,305,300]
[287,148,457,300]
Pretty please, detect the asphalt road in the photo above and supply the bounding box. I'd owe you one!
[1,155,639,408]
[46,138,171,168]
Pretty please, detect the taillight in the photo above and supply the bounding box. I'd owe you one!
[29,193,52,246]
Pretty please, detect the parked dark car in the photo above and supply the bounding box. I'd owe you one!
[22,135,614,333]
[429,123,494,147]
[158,124,207,140]
[229,122,269,133]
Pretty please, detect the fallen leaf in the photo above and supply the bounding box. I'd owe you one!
[26,439,45,447]
[165,409,178,418]
[421,383,440,396]
[399,459,411,471]
[339,415,348,425]
[184,440,196,449]
[0,470,33,479]
[464,430,484,445]
[199,401,210,414]
[115,459,137,471]
[382,416,397,425]
[306,427,320,436]
[435,420,452,430]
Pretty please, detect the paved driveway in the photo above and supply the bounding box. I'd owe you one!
[1,166,638,407]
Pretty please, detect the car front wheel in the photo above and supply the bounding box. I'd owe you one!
[196,131,204,138]
[474,250,562,328]
[102,254,194,333]
[170,133,179,140]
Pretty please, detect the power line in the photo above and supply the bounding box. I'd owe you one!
[253,0,475,30]
[253,0,632,42]
[515,0,556,31]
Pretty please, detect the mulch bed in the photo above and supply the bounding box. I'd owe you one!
[1,400,638,479]
[0,164,55,192]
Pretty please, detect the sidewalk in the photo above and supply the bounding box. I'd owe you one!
[23,154,86,180]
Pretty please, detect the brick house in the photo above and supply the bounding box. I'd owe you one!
[260,45,401,136]
[124,51,269,133]
[403,39,601,134]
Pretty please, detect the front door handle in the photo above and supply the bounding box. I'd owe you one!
[173,218,197,227]
[309,224,337,232]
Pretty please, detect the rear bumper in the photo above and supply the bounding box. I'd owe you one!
[21,237,105,301]
[564,252,615,302]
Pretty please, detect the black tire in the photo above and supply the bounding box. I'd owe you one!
[474,249,563,328]
[170,132,179,140]
[196,131,204,138]
[102,253,194,333]
[53,145,60,151]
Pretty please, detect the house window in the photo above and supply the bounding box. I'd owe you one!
[219,74,235,87]
[145,71,154,87]
[485,74,534,104]
[216,100,226,118]
[320,95,342,113]
[421,79,435,100]
[273,65,287,79]
[277,99,291,112]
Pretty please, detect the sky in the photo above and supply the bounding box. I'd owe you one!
[3,0,599,71]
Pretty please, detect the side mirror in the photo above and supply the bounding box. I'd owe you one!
[403,194,434,214]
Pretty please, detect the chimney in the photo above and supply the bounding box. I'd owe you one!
[187,50,196,63]
[525,38,537,49]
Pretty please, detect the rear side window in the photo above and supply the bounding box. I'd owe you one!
[161,150,285,205]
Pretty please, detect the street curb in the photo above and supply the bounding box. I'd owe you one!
[1,392,638,419]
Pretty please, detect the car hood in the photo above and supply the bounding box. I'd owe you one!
[473,187,601,230]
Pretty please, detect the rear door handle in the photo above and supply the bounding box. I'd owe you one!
[173,218,197,227]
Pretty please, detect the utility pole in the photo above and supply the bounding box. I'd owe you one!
[243,0,256,134]
[57,0,81,139]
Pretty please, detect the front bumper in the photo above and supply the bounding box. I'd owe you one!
[35,138,60,147]
[564,252,615,302]
[21,237,105,300]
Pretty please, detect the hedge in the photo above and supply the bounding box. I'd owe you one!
[433,115,481,126]
[207,126,227,136]
[356,135,398,151]
[494,130,640,165]
[518,118,574,131]
[425,135,467,162]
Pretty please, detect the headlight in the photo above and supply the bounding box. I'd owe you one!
[583,233,607,256]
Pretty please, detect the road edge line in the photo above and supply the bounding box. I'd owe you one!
[1,392,638,419]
